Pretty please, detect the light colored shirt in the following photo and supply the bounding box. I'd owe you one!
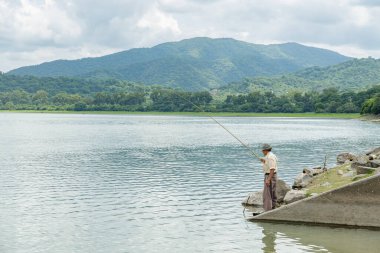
[262,152,278,174]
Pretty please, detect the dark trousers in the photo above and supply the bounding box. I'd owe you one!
[263,174,277,211]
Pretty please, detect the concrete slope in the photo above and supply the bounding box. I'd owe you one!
[250,173,380,228]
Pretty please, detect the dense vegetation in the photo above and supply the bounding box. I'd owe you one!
[1,83,379,115]
[0,74,151,95]
[220,58,380,94]
[219,86,380,114]
[8,37,348,90]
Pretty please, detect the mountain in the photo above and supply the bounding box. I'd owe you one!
[0,74,149,95]
[8,37,349,90]
[220,58,380,94]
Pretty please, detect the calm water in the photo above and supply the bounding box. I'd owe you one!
[0,113,379,253]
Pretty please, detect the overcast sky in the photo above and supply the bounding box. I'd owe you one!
[1,0,380,72]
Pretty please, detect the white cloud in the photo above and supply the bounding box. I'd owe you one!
[137,7,181,34]
[0,0,81,51]
[1,0,380,72]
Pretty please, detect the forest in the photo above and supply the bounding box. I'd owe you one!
[1,85,379,115]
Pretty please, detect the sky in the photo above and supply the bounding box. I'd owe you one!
[1,0,380,72]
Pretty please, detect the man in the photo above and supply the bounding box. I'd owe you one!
[260,143,278,211]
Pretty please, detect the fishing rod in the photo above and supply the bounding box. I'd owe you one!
[173,91,261,160]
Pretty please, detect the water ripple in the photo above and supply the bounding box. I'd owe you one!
[1,113,380,253]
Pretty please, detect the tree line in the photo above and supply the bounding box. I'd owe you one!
[219,86,380,114]
[0,86,379,115]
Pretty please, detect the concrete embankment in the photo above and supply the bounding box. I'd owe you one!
[250,173,380,229]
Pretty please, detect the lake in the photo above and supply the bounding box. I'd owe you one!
[0,113,379,253]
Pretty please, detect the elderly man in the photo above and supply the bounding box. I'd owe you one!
[260,143,278,211]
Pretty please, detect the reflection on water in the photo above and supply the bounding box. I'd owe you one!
[0,113,379,253]
[262,225,277,253]
[257,222,380,253]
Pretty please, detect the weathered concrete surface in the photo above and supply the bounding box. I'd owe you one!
[250,173,380,228]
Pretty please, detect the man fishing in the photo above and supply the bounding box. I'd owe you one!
[260,144,278,211]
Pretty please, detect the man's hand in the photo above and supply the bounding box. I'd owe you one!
[265,179,271,186]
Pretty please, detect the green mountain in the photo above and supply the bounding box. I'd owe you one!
[8,37,349,90]
[220,58,380,95]
[0,74,149,95]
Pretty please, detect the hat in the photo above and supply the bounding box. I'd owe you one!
[261,143,272,151]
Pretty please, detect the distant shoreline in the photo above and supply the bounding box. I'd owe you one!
[359,114,380,122]
[0,110,361,118]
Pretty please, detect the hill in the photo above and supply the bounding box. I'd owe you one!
[0,74,149,95]
[220,58,380,94]
[8,37,349,90]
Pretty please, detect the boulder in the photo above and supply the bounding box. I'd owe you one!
[276,179,291,203]
[284,190,307,204]
[365,147,380,156]
[293,173,313,189]
[311,167,324,176]
[351,155,371,170]
[303,168,312,176]
[242,191,263,206]
[242,179,290,206]
[369,160,380,168]
[357,155,369,164]
[337,170,344,176]
[356,166,376,175]
[337,153,357,164]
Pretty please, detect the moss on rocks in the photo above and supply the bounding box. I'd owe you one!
[305,163,375,195]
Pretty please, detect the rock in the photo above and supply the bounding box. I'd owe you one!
[284,190,307,204]
[251,208,265,216]
[337,152,357,164]
[244,205,265,216]
[337,170,344,175]
[302,167,325,176]
[242,191,263,206]
[357,155,369,164]
[351,155,371,170]
[310,193,318,197]
[293,173,313,189]
[356,166,376,175]
[365,147,380,156]
[321,182,331,187]
[242,180,291,206]
[343,171,354,177]
[311,168,324,176]
[369,160,380,168]
[276,179,291,203]
[303,168,312,176]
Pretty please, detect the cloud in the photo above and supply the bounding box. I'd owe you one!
[1,0,380,71]
[0,0,81,50]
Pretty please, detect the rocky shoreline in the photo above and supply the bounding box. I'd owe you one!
[242,147,380,214]
[359,114,380,123]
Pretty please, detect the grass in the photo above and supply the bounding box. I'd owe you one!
[0,110,361,118]
[305,163,374,195]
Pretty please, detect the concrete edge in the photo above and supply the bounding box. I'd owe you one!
[248,173,380,227]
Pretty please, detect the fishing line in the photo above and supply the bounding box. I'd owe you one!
[172,91,261,160]
[171,90,261,220]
